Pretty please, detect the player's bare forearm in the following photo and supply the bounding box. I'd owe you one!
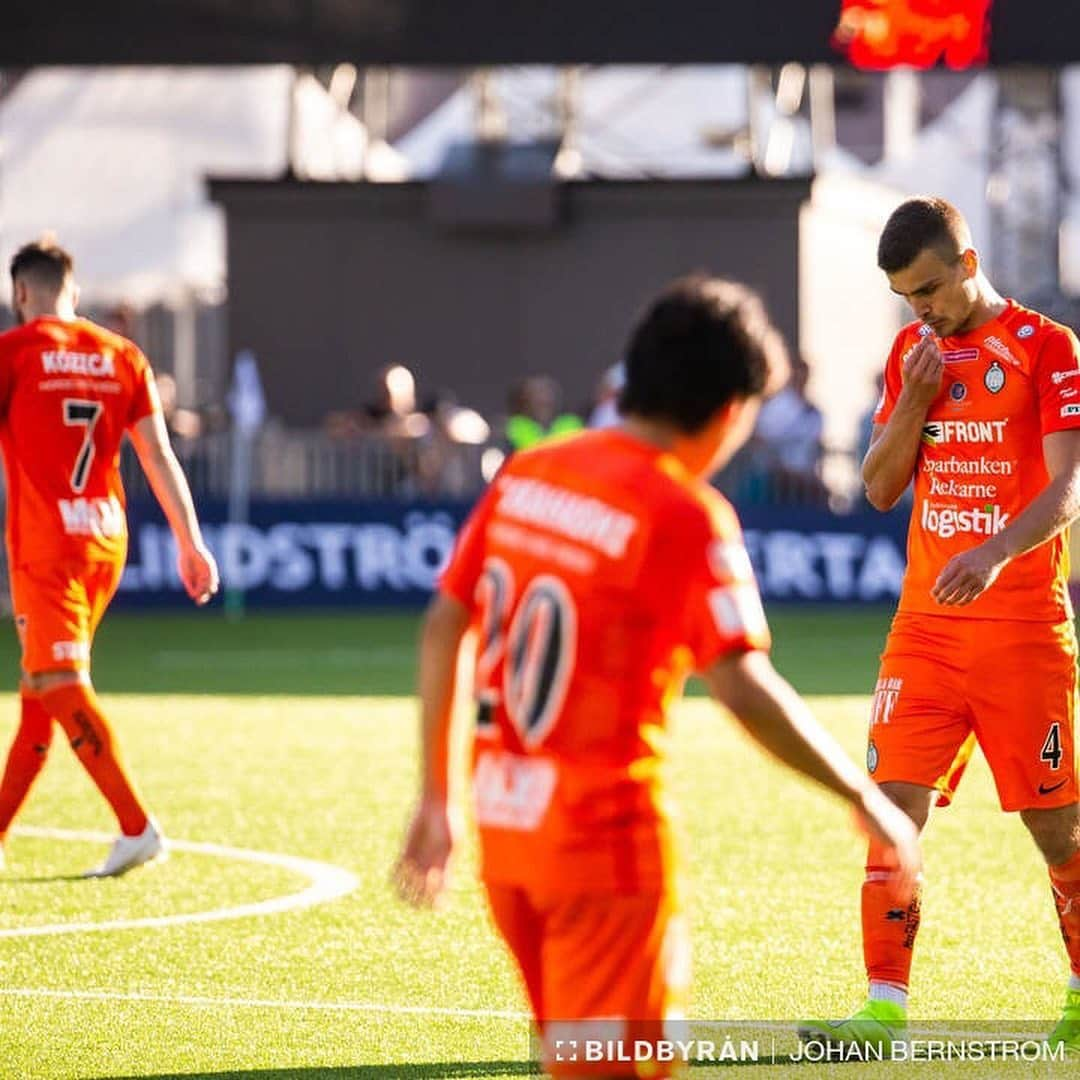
[933,430,1080,605]
[861,400,927,511]
[417,592,471,802]
[704,650,867,804]
[129,414,205,551]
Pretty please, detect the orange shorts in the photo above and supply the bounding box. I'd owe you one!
[868,612,1078,811]
[484,881,690,1078]
[10,560,123,676]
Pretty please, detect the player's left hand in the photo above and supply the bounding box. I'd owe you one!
[178,542,220,606]
[931,541,1008,605]
[393,797,461,909]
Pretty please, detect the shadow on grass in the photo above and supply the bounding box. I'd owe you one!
[95,1054,812,1078]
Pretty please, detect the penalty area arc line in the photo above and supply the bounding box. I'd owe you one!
[0,826,358,939]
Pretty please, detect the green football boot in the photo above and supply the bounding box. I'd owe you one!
[1047,988,1080,1054]
[798,998,908,1057]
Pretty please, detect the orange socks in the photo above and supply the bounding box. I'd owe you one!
[41,682,149,837]
[1050,849,1080,978]
[862,839,922,991]
[0,692,54,839]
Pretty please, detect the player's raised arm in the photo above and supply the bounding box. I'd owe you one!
[703,649,922,895]
[128,410,218,605]
[862,336,942,510]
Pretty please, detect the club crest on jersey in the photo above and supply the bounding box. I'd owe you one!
[984,361,1005,394]
[1018,325,1035,339]
[949,381,967,402]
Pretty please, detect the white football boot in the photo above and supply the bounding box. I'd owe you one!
[85,818,166,878]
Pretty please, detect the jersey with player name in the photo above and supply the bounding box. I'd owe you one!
[440,427,771,892]
[0,316,160,568]
[874,299,1080,621]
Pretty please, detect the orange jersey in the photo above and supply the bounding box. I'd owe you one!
[875,300,1080,621]
[440,428,771,893]
[0,317,159,568]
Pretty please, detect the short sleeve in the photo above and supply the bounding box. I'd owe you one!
[872,331,908,427]
[682,502,771,671]
[0,334,16,418]
[1034,325,1080,435]
[126,345,161,428]
[438,484,498,610]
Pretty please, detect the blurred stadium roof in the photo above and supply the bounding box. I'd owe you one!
[2,1,1079,67]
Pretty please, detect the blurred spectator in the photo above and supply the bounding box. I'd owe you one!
[505,375,583,452]
[416,391,491,496]
[743,356,828,504]
[587,362,625,429]
[324,363,430,440]
[857,372,885,466]
[102,302,138,340]
[155,372,203,440]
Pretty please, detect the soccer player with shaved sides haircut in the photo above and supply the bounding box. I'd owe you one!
[0,241,219,876]
[395,274,920,1079]
[800,196,1080,1054]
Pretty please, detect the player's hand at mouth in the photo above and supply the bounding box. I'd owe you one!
[931,539,1008,605]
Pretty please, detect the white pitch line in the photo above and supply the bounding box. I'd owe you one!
[1,826,358,938]
[0,987,529,1020]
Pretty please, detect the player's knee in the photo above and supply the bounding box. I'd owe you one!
[1020,804,1080,864]
[878,781,934,831]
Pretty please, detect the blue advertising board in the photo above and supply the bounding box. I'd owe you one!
[115,497,911,609]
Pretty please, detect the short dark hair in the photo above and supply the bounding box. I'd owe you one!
[10,240,74,294]
[618,274,787,433]
[877,197,970,274]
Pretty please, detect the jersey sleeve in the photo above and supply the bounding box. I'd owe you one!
[438,484,498,610]
[872,330,908,426]
[682,501,771,671]
[1034,325,1080,435]
[125,345,162,428]
[0,334,18,418]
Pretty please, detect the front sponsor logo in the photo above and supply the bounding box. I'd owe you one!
[928,475,997,499]
[922,455,1014,477]
[984,361,1005,393]
[921,419,1007,446]
[921,501,1009,539]
[949,381,967,402]
[1017,324,1035,339]
[942,348,979,364]
[1053,369,1080,385]
[41,350,115,377]
[984,335,1020,368]
[1062,404,1080,418]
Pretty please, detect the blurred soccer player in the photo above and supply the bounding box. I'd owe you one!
[0,242,218,876]
[800,197,1080,1054]
[394,274,920,1079]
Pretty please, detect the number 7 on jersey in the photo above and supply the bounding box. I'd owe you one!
[63,398,103,493]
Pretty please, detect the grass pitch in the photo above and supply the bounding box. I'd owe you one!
[0,607,1074,1078]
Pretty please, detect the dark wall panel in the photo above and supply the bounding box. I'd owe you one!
[215,179,808,427]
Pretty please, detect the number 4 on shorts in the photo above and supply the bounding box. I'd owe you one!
[1041,722,1063,771]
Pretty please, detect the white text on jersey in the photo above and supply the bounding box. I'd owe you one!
[41,350,115,377]
[58,496,125,539]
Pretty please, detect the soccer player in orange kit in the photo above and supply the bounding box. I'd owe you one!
[394,274,921,1078]
[800,197,1080,1053]
[0,241,218,877]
